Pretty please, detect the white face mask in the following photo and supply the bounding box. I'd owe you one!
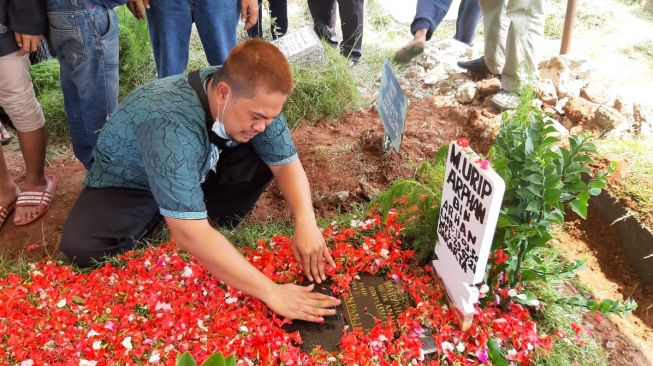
[211,91,231,140]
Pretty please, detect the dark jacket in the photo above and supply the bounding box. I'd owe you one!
[0,0,47,57]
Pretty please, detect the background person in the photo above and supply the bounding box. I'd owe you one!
[307,0,364,65]
[1,0,57,229]
[127,0,260,78]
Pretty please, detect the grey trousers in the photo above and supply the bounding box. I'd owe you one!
[480,0,545,92]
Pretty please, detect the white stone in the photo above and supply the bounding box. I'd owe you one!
[633,103,651,124]
[272,27,325,67]
[455,82,477,104]
[536,79,558,106]
[591,105,626,130]
[423,65,448,85]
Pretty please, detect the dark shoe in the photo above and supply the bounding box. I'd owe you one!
[457,56,492,74]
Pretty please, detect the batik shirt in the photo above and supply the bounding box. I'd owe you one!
[86,66,298,219]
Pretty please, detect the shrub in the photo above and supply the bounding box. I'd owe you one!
[485,88,635,314]
[368,146,447,264]
[282,43,361,129]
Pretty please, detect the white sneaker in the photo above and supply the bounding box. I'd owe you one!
[490,90,520,110]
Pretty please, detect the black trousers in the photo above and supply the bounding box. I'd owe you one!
[247,0,288,40]
[60,144,273,267]
[307,0,364,59]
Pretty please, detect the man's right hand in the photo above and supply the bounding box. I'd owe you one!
[14,33,43,55]
[264,283,341,322]
[127,0,150,20]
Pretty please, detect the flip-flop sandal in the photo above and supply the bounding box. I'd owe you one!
[393,43,424,64]
[14,175,57,226]
[0,200,16,229]
[0,124,12,146]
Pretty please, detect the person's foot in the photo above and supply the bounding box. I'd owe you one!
[457,56,492,74]
[0,183,20,229]
[0,123,11,146]
[393,38,425,64]
[14,175,57,226]
[490,89,520,110]
[347,54,361,67]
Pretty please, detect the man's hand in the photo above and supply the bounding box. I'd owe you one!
[127,0,150,20]
[14,33,43,55]
[292,223,336,284]
[264,283,340,322]
[240,0,259,31]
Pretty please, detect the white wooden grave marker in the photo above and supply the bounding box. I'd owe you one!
[433,141,505,329]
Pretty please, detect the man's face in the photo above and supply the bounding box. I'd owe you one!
[220,87,287,143]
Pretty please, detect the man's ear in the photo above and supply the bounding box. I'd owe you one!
[215,81,232,104]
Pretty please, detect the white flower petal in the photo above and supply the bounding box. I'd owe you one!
[121,336,133,350]
[92,340,102,350]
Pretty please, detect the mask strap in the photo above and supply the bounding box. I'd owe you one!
[219,90,231,124]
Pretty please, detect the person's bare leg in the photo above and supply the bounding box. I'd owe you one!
[0,147,20,220]
[13,128,47,224]
[394,28,428,64]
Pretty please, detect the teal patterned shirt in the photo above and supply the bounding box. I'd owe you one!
[86,67,298,219]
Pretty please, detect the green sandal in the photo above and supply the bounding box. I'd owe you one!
[393,43,424,64]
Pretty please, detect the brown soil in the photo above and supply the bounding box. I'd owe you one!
[252,98,468,222]
[1,97,652,364]
[555,209,653,365]
[0,147,85,257]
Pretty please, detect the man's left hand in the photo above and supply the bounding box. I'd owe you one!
[240,0,259,31]
[292,223,335,284]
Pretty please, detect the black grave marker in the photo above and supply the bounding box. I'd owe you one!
[377,60,408,153]
[284,275,435,353]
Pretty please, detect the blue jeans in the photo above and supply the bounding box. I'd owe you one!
[411,0,481,46]
[145,0,239,78]
[47,0,119,170]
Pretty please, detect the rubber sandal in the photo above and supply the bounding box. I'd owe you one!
[393,42,424,64]
[14,175,57,226]
[0,200,16,229]
[0,123,12,146]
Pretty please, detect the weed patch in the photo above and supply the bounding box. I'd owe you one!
[598,136,653,226]
[283,44,361,128]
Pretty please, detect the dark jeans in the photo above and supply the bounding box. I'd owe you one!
[454,0,482,46]
[411,0,481,46]
[247,0,288,40]
[307,0,364,60]
[60,143,273,267]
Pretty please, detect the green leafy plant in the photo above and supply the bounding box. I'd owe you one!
[485,88,621,311]
[177,352,236,366]
[369,145,448,263]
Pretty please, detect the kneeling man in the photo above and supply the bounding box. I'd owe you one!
[60,40,340,322]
